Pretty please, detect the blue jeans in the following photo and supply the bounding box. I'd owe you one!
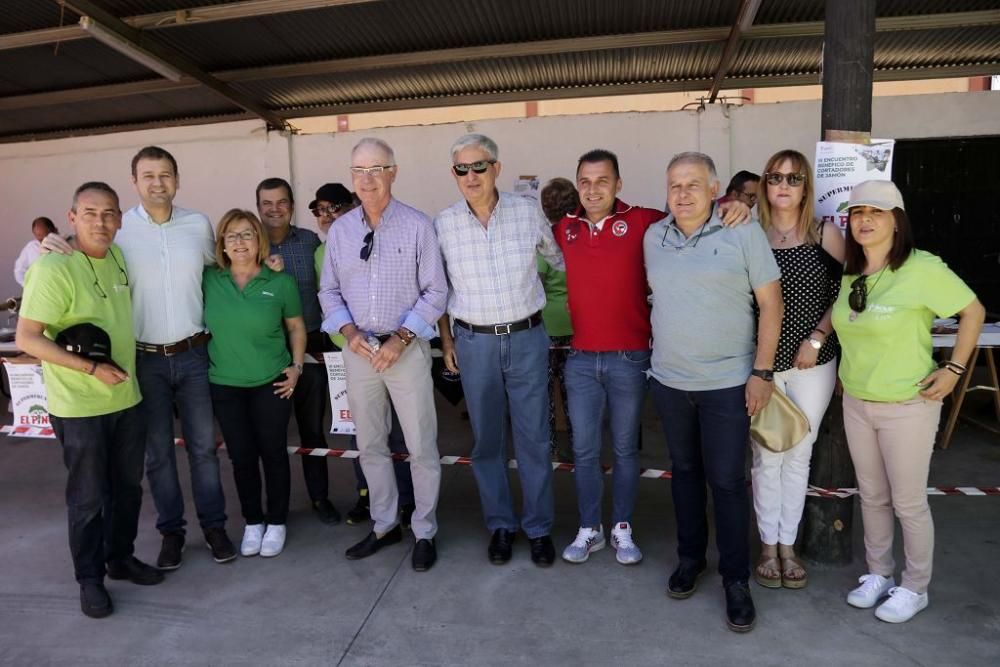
[565,349,650,527]
[138,346,227,534]
[50,406,145,584]
[454,323,554,538]
[650,381,751,584]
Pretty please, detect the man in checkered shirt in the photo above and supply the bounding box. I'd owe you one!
[436,133,564,567]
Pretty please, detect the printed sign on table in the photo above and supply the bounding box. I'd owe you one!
[323,352,355,435]
[814,139,895,230]
[3,361,55,438]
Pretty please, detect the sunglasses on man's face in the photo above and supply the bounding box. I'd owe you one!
[360,230,375,261]
[452,160,496,177]
[312,204,343,217]
[765,172,806,187]
[848,274,868,312]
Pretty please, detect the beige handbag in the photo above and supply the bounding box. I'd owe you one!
[750,385,810,453]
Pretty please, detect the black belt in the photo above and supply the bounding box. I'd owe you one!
[136,331,211,356]
[453,312,542,336]
[375,334,393,343]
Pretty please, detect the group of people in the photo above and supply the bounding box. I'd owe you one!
[15,133,984,632]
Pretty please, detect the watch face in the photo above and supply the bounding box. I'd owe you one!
[809,338,822,350]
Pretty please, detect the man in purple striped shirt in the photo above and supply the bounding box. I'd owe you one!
[318,137,447,572]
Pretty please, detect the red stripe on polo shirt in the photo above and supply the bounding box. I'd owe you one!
[554,200,665,351]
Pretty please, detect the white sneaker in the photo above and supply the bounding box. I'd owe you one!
[240,524,265,557]
[259,524,286,558]
[610,522,643,565]
[847,573,896,609]
[561,526,606,563]
[875,587,928,623]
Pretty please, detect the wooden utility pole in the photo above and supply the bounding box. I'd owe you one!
[801,0,876,565]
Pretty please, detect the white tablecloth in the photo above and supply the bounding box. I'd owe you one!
[932,322,1000,348]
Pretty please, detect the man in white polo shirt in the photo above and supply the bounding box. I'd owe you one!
[121,147,236,569]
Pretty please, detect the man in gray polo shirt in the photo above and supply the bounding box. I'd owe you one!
[644,152,783,633]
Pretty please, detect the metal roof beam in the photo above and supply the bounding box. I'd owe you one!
[58,0,291,130]
[1,9,999,113]
[277,62,1000,119]
[0,0,381,51]
[4,61,999,144]
[1,5,992,53]
[707,0,763,102]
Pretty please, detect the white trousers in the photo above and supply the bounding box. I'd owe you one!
[343,340,441,540]
[750,360,837,546]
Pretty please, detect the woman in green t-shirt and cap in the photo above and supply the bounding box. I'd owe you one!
[203,209,307,560]
[832,179,984,623]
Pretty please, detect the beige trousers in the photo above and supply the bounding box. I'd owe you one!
[842,393,942,593]
[343,340,441,540]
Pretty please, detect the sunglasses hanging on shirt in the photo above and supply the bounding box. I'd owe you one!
[360,230,375,261]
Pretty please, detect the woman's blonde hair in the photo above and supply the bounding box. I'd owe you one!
[214,209,269,267]
[758,149,821,245]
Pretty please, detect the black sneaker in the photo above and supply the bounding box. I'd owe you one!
[400,503,416,530]
[107,557,165,586]
[312,499,342,525]
[204,527,237,563]
[80,582,113,619]
[346,491,371,525]
[156,532,185,571]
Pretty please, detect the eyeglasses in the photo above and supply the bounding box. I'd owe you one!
[360,230,375,261]
[765,172,806,187]
[223,230,256,244]
[848,275,868,313]
[350,165,395,176]
[452,160,496,177]
[660,220,712,251]
[312,204,343,218]
[85,250,129,299]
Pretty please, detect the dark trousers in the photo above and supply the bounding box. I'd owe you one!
[294,360,330,502]
[350,402,414,505]
[211,380,293,525]
[650,381,751,584]
[51,406,145,584]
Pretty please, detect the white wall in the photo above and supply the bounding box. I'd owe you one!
[2,91,999,300]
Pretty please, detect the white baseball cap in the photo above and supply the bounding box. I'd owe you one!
[848,180,905,211]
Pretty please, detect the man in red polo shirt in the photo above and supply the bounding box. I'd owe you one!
[555,149,747,566]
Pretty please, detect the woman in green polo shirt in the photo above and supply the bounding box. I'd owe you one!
[204,209,306,560]
[832,180,983,624]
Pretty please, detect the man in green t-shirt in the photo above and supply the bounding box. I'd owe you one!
[16,182,163,620]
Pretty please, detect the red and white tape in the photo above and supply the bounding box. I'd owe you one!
[2,424,54,438]
[286,445,1000,498]
[5,427,997,498]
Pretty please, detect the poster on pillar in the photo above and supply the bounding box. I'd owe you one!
[323,352,356,435]
[813,139,895,230]
[3,361,55,438]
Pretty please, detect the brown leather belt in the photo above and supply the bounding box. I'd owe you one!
[453,311,543,336]
[136,331,211,356]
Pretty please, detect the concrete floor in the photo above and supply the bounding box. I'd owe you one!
[2,393,999,666]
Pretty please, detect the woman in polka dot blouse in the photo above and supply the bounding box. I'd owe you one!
[750,149,845,590]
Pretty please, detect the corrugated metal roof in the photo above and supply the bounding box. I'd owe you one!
[1,0,998,141]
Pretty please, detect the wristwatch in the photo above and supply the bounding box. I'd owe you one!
[807,336,823,350]
[750,368,774,382]
[395,327,417,346]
